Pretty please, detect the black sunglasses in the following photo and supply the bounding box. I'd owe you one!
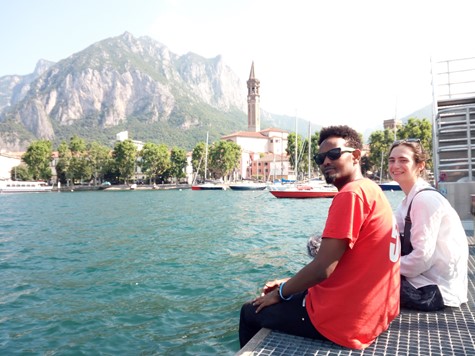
[313,147,356,165]
[392,138,421,146]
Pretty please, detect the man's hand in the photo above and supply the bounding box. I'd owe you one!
[261,278,290,296]
[252,288,281,313]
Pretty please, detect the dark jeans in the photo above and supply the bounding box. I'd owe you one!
[239,291,327,348]
[400,277,445,311]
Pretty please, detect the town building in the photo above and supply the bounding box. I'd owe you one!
[116,131,144,151]
[116,131,145,182]
[221,63,291,181]
[383,118,403,131]
[0,152,22,180]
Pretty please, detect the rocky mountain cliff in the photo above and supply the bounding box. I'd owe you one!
[0,32,262,151]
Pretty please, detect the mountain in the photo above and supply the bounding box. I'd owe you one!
[402,104,433,122]
[0,32,304,152]
[362,104,433,142]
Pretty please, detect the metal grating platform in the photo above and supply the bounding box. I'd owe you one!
[237,240,475,356]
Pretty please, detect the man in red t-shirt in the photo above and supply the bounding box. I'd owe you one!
[239,125,400,349]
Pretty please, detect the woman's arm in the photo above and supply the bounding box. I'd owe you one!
[400,193,442,277]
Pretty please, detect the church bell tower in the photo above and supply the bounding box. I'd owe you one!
[247,62,260,132]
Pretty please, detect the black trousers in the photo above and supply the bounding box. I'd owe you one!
[239,291,327,348]
[400,277,445,311]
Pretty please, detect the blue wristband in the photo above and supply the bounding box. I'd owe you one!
[279,282,293,301]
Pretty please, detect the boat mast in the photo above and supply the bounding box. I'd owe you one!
[204,131,209,181]
[192,155,204,185]
[307,122,311,180]
[280,132,283,180]
[294,118,298,181]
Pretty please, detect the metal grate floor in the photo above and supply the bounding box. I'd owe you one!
[237,241,475,356]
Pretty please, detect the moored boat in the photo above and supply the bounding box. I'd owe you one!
[191,132,226,191]
[378,181,402,191]
[191,182,227,190]
[268,121,338,199]
[268,179,337,199]
[228,182,267,191]
[0,180,53,193]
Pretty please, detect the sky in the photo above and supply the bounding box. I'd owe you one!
[1,0,475,133]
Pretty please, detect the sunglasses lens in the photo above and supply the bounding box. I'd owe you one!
[314,148,341,165]
[314,154,323,165]
[326,149,342,160]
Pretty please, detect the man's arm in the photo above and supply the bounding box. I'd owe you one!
[285,238,348,293]
[253,238,348,313]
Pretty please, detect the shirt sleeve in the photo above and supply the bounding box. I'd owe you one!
[323,190,366,249]
[400,192,443,277]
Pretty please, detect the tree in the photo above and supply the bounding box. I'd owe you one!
[396,118,432,169]
[10,163,32,181]
[140,142,170,184]
[297,129,323,180]
[22,140,53,181]
[208,140,241,181]
[191,141,206,181]
[310,131,321,159]
[55,141,72,185]
[69,135,87,153]
[368,129,395,181]
[56,138,113,185]
[87,141,111,185]
[168,147,187,183]
[286,132,309,180]
[66,136,91,184]
[368,118,432,179]
[113,139,138,184]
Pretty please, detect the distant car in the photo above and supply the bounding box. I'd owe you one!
[101,181,111,186]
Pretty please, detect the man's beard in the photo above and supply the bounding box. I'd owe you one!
[324,172,336,184]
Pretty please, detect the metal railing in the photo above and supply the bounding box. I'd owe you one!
[433,57,475,101]
[434,104,475,183]
[432,57,475,184]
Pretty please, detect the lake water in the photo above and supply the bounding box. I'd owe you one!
[0,188,405,355]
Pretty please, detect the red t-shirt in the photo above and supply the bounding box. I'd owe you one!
[306,178,400,349]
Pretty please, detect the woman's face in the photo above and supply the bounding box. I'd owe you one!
[388,144,424,186]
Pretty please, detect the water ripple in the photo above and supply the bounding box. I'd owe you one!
[0,189,404,354]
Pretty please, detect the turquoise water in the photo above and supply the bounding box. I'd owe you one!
[0,189,405,355]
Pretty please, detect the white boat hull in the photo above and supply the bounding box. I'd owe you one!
[0,180,53,193]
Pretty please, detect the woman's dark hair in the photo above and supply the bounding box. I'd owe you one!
[389,140,428,165]
[318,125,363,149]
[389,140,429,178]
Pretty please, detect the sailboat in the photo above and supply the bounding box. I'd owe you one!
[191,132,227,191]
[268,122,338,199]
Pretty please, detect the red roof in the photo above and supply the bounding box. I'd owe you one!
[222,127,289,140]
[221,131,267,139]
[259,127,288,133]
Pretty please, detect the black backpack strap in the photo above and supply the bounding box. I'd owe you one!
[401,188,445,256]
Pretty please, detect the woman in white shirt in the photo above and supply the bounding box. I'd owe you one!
[388,139,468,310]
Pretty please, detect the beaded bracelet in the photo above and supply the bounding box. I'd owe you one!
[279,282,293,301]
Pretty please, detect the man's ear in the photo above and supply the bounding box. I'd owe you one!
[352,149,362,163]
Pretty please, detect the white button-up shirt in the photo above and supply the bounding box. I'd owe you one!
[395,178,468,307]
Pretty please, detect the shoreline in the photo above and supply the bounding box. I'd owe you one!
[53,183,192,192]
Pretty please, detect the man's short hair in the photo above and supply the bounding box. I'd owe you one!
[318,125,362,150]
